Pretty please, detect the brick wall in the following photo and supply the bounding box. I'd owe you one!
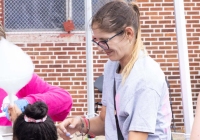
[1,0,200,132]
[138,0,200,131]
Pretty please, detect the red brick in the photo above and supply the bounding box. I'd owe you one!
[150,8,163,11]
[141,25,150,28]
[192,7,200,10]
[145,12,158,15]
[184,3,195,6]
[42,69,55,72]
[35,65,48,68]
[55,43,67,46]
[187,12,199,15]
[164,16,175,19]
[57,56,70,59]
[77,47,86,51]
[192,16,200,19]
[33,60,39,64]
[16,44,26,47]
[145,38,157,41]
[159,20,171,24]
[68,52,81,55]
[27,43,40,47]
[166,50,178,54]
[151,0,163,2]
[40,52,53,55]
[27,52,39,55]
[162,3,173,6]
[151,16,163,19]
[140,8,149,11]
[68,43,81,46]
[62,47,75,50]
[34,48,47,51]
[151,25,163,28]
[54,52,67,55]
[137,0,149,2]
[69,60,82,63]
[164,7,174,11]
[152,42,164,45]
[41,60,54,64]
[49,65,62,68]
[140,16,150,20]
[71,112,84,116]
[48,73,61,76]
[141,33,150,37]
[159,37,171,41]
[142,3,154,7]
[44,77,57,81]
[193,24,200,28]
[41,43,54,46]
[50,56,56,59]
[185,7,191,11]
[49,47,61,51]
[187,20,199,24]
[165,25,175,28]
[141,29,154,33]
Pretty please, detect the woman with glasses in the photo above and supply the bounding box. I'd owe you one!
[58,1,172,140]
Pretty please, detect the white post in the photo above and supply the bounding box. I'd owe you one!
[173,0,194,139]
[66,1,68,20]
[68,0,72,20]
[85,0,95,139]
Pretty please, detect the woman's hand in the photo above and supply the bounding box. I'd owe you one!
[57,117,83,140]
[8,104,22,122]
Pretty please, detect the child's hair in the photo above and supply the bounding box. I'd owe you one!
[13,101,58,140]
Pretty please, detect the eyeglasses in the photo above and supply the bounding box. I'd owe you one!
[92,30,124,50]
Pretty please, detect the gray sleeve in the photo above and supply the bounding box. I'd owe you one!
[101,61,109,106]
[101,60,118,107]
[101,73,107,106]
[124,87,160,133]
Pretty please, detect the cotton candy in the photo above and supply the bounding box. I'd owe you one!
[0,38,34,105]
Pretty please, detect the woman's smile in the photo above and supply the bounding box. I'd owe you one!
[104,50,113,56]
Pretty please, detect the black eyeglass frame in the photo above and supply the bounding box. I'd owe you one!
[92,30,124,50]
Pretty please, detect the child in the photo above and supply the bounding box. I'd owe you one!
[12,101,58,140]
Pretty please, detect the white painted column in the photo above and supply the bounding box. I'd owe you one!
[173,0,194,139]
[85,0,95,139]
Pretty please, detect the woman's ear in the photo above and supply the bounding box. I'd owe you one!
[125,27,135,41]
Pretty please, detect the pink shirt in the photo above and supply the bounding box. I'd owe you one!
[0,73,73,126]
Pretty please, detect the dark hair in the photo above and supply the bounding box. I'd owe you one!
[13,101,58,140]
[91,0,145,83]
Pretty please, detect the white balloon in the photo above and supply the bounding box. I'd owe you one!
[0,38,34,104]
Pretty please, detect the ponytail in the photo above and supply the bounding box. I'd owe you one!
[122,2,147,83]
